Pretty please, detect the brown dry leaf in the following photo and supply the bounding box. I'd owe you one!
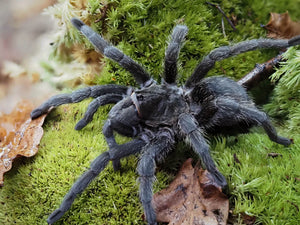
[264,12,300,39]
[0,100,47,186]
[153,158,229,225]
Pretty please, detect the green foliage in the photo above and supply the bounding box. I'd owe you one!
[1,0,300,224]
[73,0,300,86]
[213,133,300,224]
[265,47,300,132]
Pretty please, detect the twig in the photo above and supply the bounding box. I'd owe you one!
[206,1,237,31]
[237,53,284,90]
[221,17,226,37]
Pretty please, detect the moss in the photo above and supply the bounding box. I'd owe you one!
[0,101,171,224]
[1,0,300,224]
[213,133,300,224]
[48,0,300,86]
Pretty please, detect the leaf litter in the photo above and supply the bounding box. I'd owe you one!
[153,158,229,225]
[0,100,47,186]
[264,12,300,39]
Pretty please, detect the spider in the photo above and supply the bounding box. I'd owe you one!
[31,18,298,224]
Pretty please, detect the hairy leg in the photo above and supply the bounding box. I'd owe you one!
[164,25,188,84]
[47,138,146,224]
[239,106,292,146]
[31,84,128,119]
[71,18,152,87]
[178,113,227,187]
[137,129,175,225]
[214,98,292,146]
[75,94,123,130]
[103,118,144,170]
[109,138,146,171]
[186,35,300,87]
[47,151,110,224]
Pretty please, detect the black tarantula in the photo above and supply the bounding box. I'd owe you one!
[31,18,298,224]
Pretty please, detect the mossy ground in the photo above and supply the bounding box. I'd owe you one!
[1,0,300,224]
[1,103,299,224]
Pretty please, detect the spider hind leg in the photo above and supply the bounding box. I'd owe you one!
[47,138,146,224]
[47,151,110,224]
[206,97,292,146]
[178,113,227,188]
[137,129,175,225]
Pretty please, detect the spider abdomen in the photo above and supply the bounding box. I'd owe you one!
[191,76,257,135]
[191,76,250,104]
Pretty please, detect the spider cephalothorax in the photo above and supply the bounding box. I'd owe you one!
[31,18,298,224]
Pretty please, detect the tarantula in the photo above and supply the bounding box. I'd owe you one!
[31,18,298,224]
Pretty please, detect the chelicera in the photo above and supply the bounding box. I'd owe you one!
[31,18,297,224]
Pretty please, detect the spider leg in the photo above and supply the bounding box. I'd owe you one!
[186,35,300,87]
[109,138,146,171]
[71,18,152,87]
[164,25,188,84]
[137,129,174,225]
[31,84,128,119]
[47,138,146,224]
[47,151,110,224]
[178,113,227,187]
[103,118,143,170]
[213,98,292,146]
[102,119,118,148]
[75,94,123,130]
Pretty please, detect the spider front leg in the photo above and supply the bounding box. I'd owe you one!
[164,25,188,84]
[137,129,175,225]
[186,35,300,87]
[31,84,128,119]
[72,18,152,87]
[47,138,146,224]
[178,113,227,187]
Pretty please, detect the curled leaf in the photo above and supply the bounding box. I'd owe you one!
[153,158,229,225]
[264,12,300,39]
[0,100,47,186]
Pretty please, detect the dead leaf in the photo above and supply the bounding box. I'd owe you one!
[264,12,300,39]
[153,158,229,225]
[0,100,47,186]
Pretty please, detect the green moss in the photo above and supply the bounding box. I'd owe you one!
[213,132,300,224]
[0,101,171,224]
[75,0,300,86]
[1,0,300,224]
